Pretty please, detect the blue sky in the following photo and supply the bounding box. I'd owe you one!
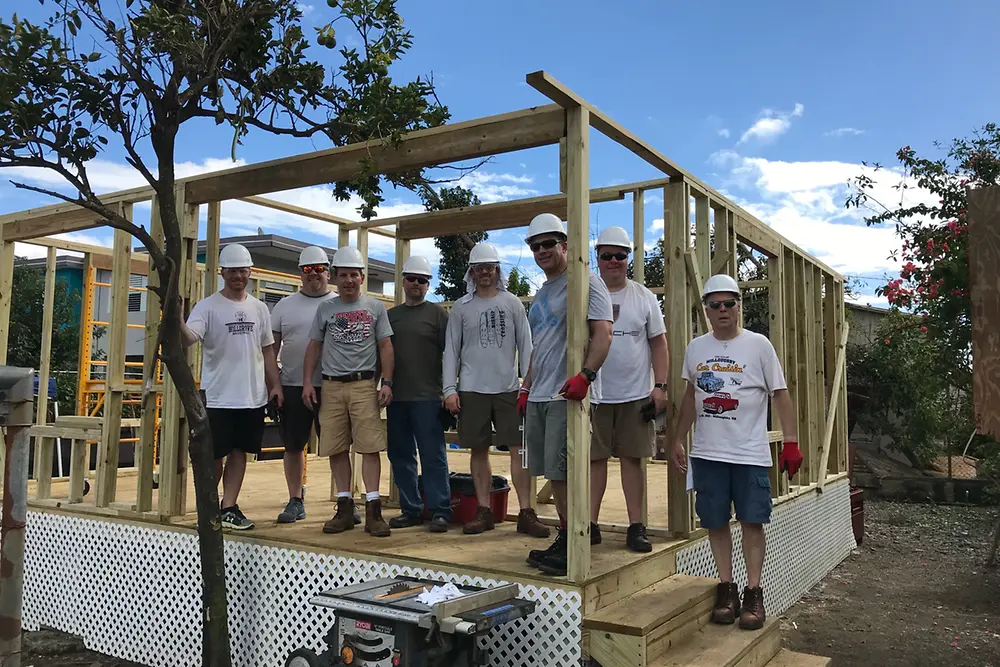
[4,0,999,304]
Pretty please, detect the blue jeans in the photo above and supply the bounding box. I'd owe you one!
[386,400,452,519]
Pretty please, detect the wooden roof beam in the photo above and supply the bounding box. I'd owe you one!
[238,195,395,239]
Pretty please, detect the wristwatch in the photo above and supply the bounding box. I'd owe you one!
[381,380,393,389]
[654,383,668,391]
[581,368,597,383]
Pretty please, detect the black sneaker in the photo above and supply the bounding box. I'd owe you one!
[527,528,566,568]
[537,536,569,576]
[388,513,424,529]
[429,516,449,533]
[277,498,305,523]
[221,505,254,531]
[591,522,602,545]
[626,522,652,553]
[354,505,361,525]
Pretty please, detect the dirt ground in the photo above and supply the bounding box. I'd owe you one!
[782,498,1000,667]
[22,629,145,666]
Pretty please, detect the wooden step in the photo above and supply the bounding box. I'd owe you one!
[650,618,781,667]
[765,648,832,667]
[586,575,719,666]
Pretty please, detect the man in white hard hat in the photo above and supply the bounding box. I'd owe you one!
[270,246,336,524]
[384,255,453,533]
[519,213,613,577]
[670,273,801,631]
[589,226,669,553]
[180,242,282,531]
[442,242,549,538]
[302,245,394,538]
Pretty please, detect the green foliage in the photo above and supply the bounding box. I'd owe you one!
[7,261,81,412]
[506,267,531,297]
[420,185,486,301]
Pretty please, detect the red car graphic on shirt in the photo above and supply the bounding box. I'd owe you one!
[703,392,739,415]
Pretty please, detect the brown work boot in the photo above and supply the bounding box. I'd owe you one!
[365,498,391,538]
[463,506,496,534]
[323,496,356,534]
[711,582,741,624]
[516,508,551,538]
[739,586,766,630]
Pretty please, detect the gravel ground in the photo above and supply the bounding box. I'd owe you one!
[782,498,1000,667]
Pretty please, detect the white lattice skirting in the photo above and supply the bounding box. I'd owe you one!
[676,476,856,617]
[21,513,581,667]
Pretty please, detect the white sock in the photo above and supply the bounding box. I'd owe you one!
[366,491,380,502]
[338,491,351,499]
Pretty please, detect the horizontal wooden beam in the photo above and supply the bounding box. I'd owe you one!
[0,185,155,227]
[397,194,568,240]
[739,279,769,290]
[185,104,566,204]
[13,235,111,256]
[238,196,395,239]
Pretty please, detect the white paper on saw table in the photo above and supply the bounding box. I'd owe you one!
[416,582,464,605]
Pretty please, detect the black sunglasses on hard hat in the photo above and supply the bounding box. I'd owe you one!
[599,251,629,262]
[404,274,429,285]
[301,264,328,274]
[529,239,560,252]
[707,299,739,310]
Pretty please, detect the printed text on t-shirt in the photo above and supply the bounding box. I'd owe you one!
[331,310,373,343]
[225,310,256,336]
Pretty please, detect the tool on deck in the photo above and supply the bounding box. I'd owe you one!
[285,576,536,667]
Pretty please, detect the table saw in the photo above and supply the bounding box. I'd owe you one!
[285,575,536,667]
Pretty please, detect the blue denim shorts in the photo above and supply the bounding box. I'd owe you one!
[691,457,772,530]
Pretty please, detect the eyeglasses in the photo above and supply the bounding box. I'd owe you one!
[529,239,561,253]
[707,299,739,310]
[301,264,328,274]
[599,252,629,262]
[404,274,429,285]
[473,264,498,273]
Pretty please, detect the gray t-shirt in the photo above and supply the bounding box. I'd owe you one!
[526,271,613,402]
[443,291,532,397]
[309,294,393,377]
[272,290,336,387]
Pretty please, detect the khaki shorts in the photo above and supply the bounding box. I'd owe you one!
[590,398,654,461]
[457,391,522,449]
[318,378,386,456]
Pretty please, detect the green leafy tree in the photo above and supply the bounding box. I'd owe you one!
[420,185,485,301]
[0,2,448,663]
[506,266,531,296]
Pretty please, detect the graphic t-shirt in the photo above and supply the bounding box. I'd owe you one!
[309,294,393,377]
[592,280,665,404]
[527,271,613,403]
[185,291,274,409]
[681,329,787,467]
[387,301,449,401]
[271,290,336,387]
[442,291,533,397]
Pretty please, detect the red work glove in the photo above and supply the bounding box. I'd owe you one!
[559,373,591,401]
[779,440,803,478]
[516,389,530,417]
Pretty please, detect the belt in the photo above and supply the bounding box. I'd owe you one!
[323,371,376,382]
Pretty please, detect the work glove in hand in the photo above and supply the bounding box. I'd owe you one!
[516,389,529,417]
[640,399,657,422]
[559,373,591,401]
[778,440,803,478]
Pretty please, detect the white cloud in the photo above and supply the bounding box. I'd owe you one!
[824,127,865,138]
[454,171,538,204]
[737,103,804,145]
[718,128,731,139]
[14,231,111,259]
[649,218,664,232]
[297,3,314,15]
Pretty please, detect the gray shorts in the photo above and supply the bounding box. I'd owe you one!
[525,400,568,482]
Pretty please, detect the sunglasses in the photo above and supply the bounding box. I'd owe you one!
[404,274,429,285]
[599,252,629,262]
[301,264,328,274]
[529,239,561,253]
[707,299,739,310]
[473,264,499,273]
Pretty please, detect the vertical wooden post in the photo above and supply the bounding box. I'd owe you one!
[694,194,710,287]
[558,137,568,194]
[383,236,410,505]
[205,202,221,299]
[34,248,58,499]
[665,181,693,537]
[767,252,788,497]
[836,282,849,472]
[783,248,803,486]
[0,236,14,364]
[358,228,370,296]
[338,226,350,248]
[565,104,591,584]
[796,255,816,484]
[823,273,841,475]
[136,197,164,513]
[96,211,132,507]
[810,265,824,482]
[632,191,645,285]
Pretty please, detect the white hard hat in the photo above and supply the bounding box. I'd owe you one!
[525,213,566,244]
[402,255,433,277]
[595,226,633,251]
[332,246,365,270]
[298,245,330,267]
[702,274,741,300]
[219,243,253,269]
[469,242,500,265]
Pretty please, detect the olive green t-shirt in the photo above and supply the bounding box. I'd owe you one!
[387,301,449,401]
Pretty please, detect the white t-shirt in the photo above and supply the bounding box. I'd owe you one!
[186,291,274,409]
[592,280,665,404]
[681,329,787,467]
[271,290,335,387]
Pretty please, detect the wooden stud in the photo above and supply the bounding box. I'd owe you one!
[783,248,803,486]
[33,247,58,499]
[385,236,410,505]
[558,137,567,194]
[205,202,221,299]
[797,256,817,483]
[136,198,163,513]
[357,228,369,296]
[632,191,645,285]
[565,104,591,584]
[767,253,788,497]
[811,265,825,483]
[67,438,90,503]
[835,282,850,473]
[818,320,850,491]
[683,251,709,333]
[0,236,14,365]
[337,226,350,248]
[694,194,710,288]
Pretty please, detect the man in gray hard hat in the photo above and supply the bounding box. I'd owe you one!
[302,245,394,538]
[589,226,668,554]
[180,242,282,531]
[385,255,453,533]
[670,273,801,631]
[443,241,549,538]
[519,213,613,577]
[270,245,336,524]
